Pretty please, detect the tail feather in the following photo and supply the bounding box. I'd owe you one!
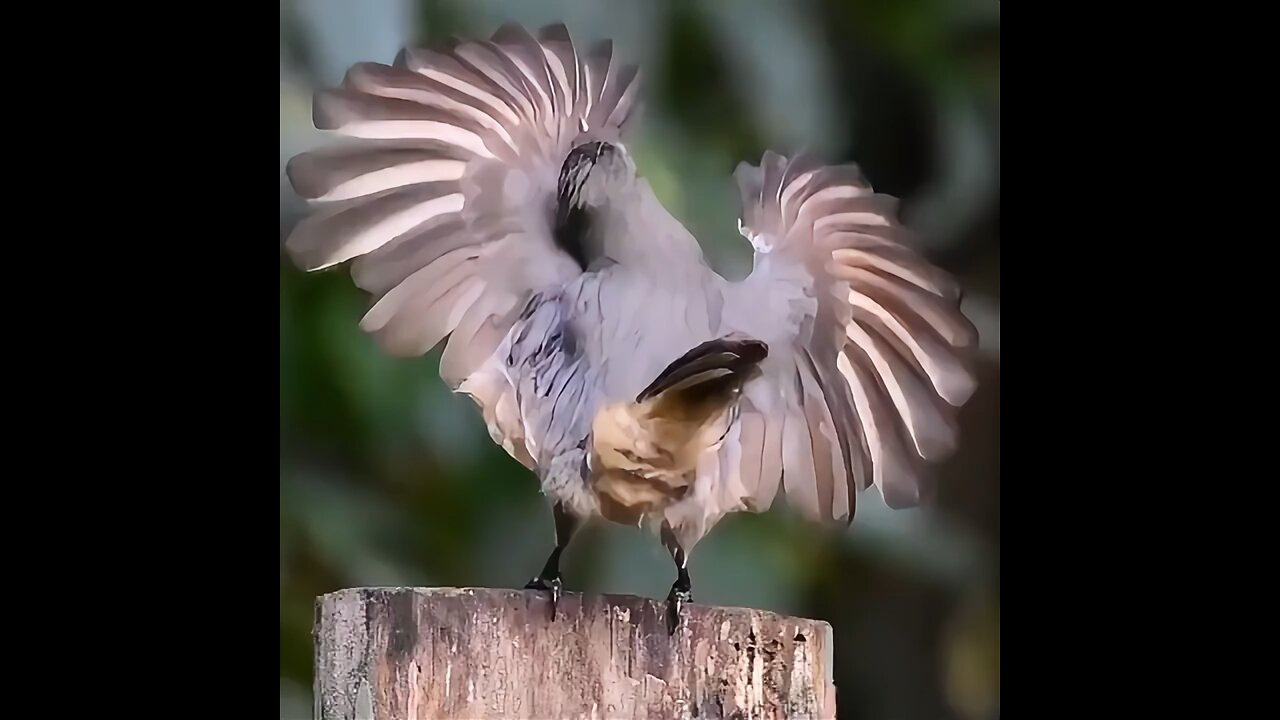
[636,335,769,403]
[589,335,769,523]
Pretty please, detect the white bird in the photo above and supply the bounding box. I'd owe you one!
[283,22,979,632]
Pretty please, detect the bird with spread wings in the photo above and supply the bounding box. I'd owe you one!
[284,22,978,633]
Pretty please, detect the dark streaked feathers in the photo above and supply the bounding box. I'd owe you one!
[636,336,769,404]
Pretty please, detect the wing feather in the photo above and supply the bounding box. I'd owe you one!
[727,152,978,519]
[284,23,642,467]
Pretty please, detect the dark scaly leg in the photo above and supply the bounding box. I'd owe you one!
[524,502,580,621]
[661,522,692,636]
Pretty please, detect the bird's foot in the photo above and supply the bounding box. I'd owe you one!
[665,585,692,636]
[524,574,563,621]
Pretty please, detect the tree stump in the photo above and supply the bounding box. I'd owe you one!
[314,587,836,719]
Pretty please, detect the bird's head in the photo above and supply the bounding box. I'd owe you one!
[556,140,636,215]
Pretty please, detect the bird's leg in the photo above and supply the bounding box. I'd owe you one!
[524,502,580,621]
[661,522,693,636]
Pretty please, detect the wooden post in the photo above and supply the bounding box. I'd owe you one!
[314,587,836,719]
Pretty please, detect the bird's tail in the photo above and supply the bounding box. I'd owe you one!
[589,334,770,523]
[635,334,769,407]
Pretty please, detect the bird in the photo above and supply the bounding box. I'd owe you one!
[283,21,979,634]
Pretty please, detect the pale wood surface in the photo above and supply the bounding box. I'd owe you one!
[314,587,836,719]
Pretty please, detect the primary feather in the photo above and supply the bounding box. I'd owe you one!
[724,152,978,516]
[283,23,978,556]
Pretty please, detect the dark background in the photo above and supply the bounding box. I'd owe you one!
[279,1,999,717]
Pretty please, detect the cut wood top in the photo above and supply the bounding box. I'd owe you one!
[314,586,837,719]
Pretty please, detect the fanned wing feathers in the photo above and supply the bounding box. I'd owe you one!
[729,151,978,518]
[284,23,641,464]
[284,22,975,529]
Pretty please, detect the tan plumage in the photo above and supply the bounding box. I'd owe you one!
[282,21,978,624]
[590,337,767,526]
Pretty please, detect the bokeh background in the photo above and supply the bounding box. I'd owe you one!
[279,1,999,718]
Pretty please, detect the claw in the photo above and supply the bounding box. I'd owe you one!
[525,575,563,621]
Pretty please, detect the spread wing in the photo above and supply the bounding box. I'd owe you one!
[283,23,640,466]
[723,151,979,520]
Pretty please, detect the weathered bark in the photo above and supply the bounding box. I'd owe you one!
[315,587,836,719]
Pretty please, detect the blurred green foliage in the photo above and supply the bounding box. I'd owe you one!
[280,2,999,719]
